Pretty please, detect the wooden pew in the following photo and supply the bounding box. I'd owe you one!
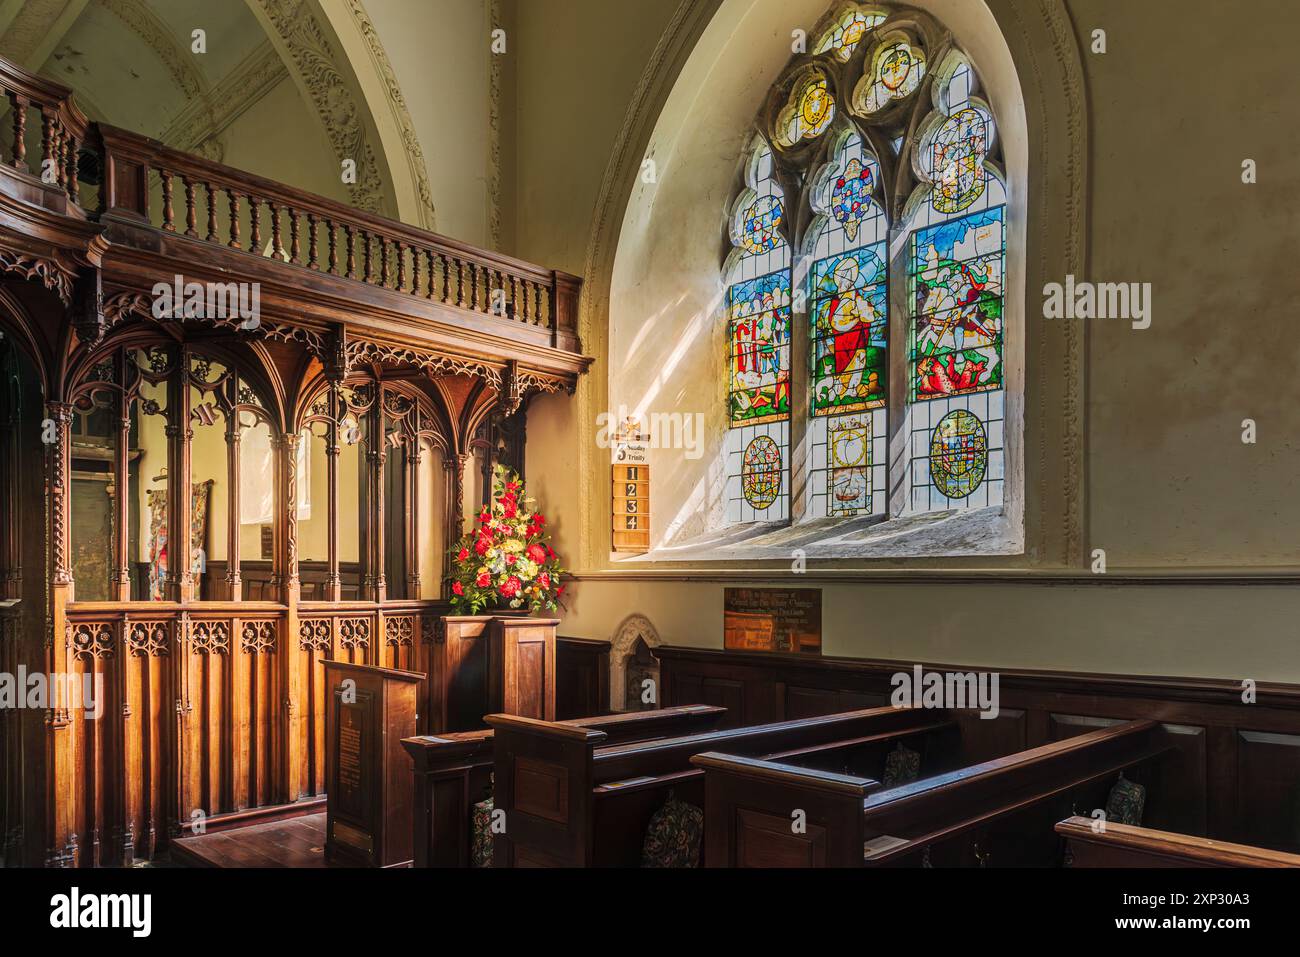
[401,704,726,867]
[692,719,1174,867]
[486,705,969,867]
[1056,816,1300,868]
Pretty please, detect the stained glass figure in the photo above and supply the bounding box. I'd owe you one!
[811,246,887,415]
[858,38,926,114]
[728,270,791,424]
[813,7,886,61]
[775,72,835,147]
[909,206,1004,400]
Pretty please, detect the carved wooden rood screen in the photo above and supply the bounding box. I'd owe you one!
[0,55,588,866]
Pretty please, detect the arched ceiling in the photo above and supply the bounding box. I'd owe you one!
[0,0,440,229]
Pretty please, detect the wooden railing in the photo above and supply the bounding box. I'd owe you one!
[0,53,581,348]
[0,58,90,213]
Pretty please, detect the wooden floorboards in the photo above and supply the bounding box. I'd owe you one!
[171,812,331,868]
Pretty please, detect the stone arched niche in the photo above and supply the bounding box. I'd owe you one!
[609,614,662,711]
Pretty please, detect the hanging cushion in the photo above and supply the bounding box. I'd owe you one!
[1105,773,1146,827]
[883,742,921,787]
[471,797,494,868]
[641,791,703,868]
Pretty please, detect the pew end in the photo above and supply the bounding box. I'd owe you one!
[690,752,880,867]
[486,713,610,866]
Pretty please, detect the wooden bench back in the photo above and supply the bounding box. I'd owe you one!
[693,719,1172,867]
[401,704,726,866]
[487,705,947,866]
[1056,816,1300,868]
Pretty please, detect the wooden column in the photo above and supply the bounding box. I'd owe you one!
[45,400,75,864]
[113,349,131,601]
[282,429,304,801]
[325,381,341,602]
[165,349,192,602]
[406,439,420,600]
[224,406,242,602]
[369,398,385,603]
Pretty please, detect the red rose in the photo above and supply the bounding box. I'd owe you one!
[539,572,551,590]
[505,553,516,564]
[479,508,489,523]
[526,544,546,563]
[499,576,521,598]
[457,547,469,562]
[506,482,518,493]
[503,503,517,519]
[534,514,546,527]
[474,537,490,556]
[475,570,490,588]
[546,545,555,558]
[452,581,464,596]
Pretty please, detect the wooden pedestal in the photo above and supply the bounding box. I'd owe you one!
[323,661,423,867]
[431,615,560,732]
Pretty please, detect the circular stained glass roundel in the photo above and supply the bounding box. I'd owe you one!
[929,410,987,499]
[741,435,782,510]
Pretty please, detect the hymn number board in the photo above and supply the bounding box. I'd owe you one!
[612,426,650,552]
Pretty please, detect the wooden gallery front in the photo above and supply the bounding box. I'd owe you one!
[0,60,588,866]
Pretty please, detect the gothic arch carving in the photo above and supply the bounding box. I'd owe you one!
[609,613,661,711]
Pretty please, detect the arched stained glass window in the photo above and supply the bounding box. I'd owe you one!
[806,129,888,519]
[719,1,1010,534]
[724,139,791,523]
[903,50,1005,514]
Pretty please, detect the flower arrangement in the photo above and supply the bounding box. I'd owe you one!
[447,464,565,614]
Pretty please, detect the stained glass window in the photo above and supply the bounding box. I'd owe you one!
[724,140,791,522]
[856,36,927,114]
[806,130,888,519]
[813,6,886,61]
[717,4,1010,534]
[909,206,1004,400]
[903,50,1006,515]
[726,421,790,524]
[728,271,791,423]
[907,391,1003,512]
[774,72,836,147]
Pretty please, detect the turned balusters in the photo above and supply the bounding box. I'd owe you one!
[8,93,26,172]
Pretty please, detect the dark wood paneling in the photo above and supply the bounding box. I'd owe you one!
[657,646,1300,848]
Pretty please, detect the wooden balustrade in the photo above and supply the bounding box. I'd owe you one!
[91,123,575,339]
[0,57,90,214]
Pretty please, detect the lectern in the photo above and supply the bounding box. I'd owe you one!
[430,615,560,732]
[323,661,423,867]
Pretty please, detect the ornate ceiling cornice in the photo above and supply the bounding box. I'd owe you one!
[161,41,288,163]
[96,0,204,98]
[252,0,387,217]
[341,0,436,231]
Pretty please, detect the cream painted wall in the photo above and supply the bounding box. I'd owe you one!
[512,0,1300,681]
[218,76,351,204]
[345,0,492,242]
